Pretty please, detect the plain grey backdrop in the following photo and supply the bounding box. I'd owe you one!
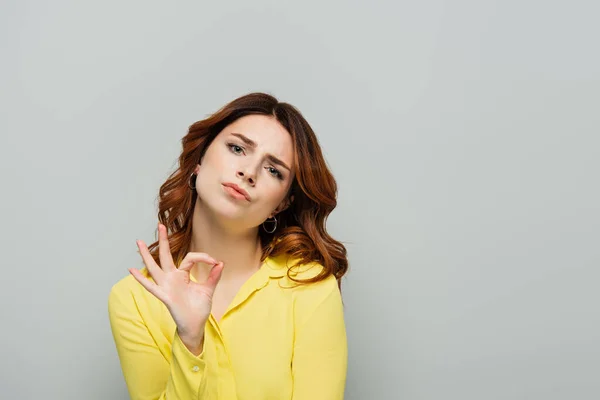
[1,0,598,399]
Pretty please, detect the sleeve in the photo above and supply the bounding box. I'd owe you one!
[291,279,348,400]
[108,282,209,400]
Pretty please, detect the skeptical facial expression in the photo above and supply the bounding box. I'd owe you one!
[193,114,295,229]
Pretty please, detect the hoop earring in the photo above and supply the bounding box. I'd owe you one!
[262,216,277,233]
[188,173,196,190]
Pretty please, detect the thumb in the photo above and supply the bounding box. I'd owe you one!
[205,262,225,290]
[178,253,218,272]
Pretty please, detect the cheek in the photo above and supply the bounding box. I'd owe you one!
[199,149,230,178]
[257,182,289,208]
[195,162,222,194]
[211,148,241,178]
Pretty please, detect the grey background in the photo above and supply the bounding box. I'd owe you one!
[1,0,598,399]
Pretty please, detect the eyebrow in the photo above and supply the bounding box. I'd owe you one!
[230,133,291,172]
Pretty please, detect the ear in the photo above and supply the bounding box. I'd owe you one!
[271,194,294,217]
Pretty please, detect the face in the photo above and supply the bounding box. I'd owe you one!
[193,114,295,230]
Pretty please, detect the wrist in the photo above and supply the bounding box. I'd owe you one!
[177,329,205,356]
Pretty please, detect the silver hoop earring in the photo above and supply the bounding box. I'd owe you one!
[188,173,197,190]
[262,216,277,233]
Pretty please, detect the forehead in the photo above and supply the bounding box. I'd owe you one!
[221,114,294,163]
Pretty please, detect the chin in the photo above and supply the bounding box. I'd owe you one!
[201,197,253,224]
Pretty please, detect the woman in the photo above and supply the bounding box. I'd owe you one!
[108,92,349,400]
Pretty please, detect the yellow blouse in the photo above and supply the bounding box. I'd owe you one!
[108,253,347,399]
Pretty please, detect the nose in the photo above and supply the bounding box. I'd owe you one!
[236,169,255,186]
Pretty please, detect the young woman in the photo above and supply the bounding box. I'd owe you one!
[108,92,349,399]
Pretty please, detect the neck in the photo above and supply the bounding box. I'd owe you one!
[188,199,263,282]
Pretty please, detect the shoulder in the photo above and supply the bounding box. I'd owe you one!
[266,254,342,322]
[266,253,339,291]
[108,268,163,316]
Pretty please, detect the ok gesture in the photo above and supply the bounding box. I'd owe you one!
[129,223,224,350]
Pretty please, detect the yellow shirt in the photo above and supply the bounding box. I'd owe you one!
[108,253,347,399]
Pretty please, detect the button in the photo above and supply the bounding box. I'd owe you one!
[192,366,200,372]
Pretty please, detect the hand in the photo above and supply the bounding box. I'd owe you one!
[129,223,224,345]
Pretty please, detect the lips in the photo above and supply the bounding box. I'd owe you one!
[222,182,251,201]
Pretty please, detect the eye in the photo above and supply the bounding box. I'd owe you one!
[227,143,244,155]
[266,166,283,179]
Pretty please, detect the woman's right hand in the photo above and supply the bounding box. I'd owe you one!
[129,223,224,353]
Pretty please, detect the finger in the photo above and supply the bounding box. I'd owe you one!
[137,240,164,283]
[178,252,218,272]
[205,262,225,290]
[129,268,169,304]
[157,223,175,272]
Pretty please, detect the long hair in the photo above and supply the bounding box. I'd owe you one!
[146,92,348,287]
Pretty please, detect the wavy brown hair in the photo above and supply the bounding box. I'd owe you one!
[145,92,348,287]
